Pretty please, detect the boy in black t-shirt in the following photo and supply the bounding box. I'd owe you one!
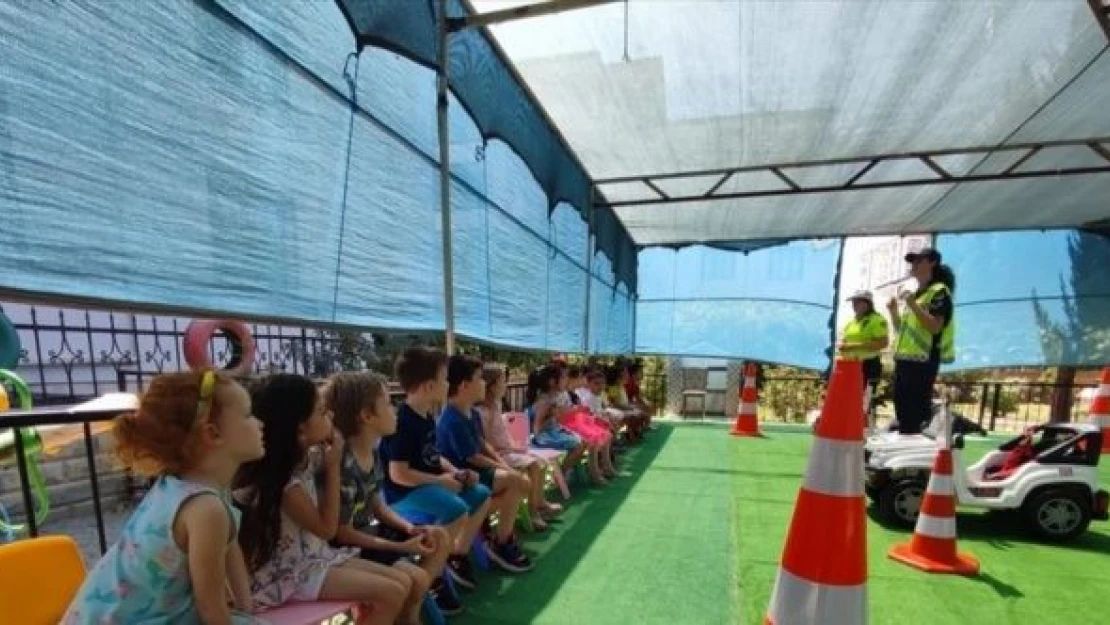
[379,347,491,590]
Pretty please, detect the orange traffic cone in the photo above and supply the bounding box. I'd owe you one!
[731,363,762,437]
[888,407,979,576]
[1090,367,1110,454]
[765,359,867,625]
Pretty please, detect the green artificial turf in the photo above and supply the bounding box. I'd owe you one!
[453,422,1110,624]
[454,423,738,625]
[736,424,1110,625]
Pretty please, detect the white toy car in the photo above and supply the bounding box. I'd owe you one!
[866,421,1109,542]
[863,401,987,459]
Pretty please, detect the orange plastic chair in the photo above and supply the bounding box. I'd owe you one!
[0,535,87,624]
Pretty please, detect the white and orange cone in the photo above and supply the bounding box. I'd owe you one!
[765,359,867,625]
[1089,367,1110,454]
[731,363,763,437]
[888,405,979,576]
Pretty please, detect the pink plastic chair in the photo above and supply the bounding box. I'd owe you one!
[256,601,358,625]
[505,412,570,500]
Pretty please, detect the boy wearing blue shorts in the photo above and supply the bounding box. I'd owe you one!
[438,355,533,573]
[380,346,491,590]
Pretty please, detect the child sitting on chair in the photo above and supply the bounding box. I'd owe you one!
[552,363,616,481]
[379,347,492,591]
[606,364,646,443]
[478,364,563,530]
[528,364,590,480]
[64,370,265,624]
[437,355,534,569]
[324,371,462,617]
[235,374,411,625]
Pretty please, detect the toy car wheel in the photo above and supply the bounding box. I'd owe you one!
[879,477,926,528]
[1022,489,1092,542]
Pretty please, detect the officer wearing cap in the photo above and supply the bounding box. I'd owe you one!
[886,247,956,434]
[838,290,889,409]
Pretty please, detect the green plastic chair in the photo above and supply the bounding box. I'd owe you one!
[0,369,49,541]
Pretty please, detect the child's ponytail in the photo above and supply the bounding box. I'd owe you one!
[525,368,541,407]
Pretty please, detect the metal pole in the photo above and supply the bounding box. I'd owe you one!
[12,430,37,536]
[990,383,1002,431]
[583,188,596,354]
[437,0,456,356]
[454,0,619,31]
[83,422,108,554]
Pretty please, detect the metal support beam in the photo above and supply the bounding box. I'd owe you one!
[583,187,596,354]
[437,0,456,355]
[1090,0,1110,43]
[450,0,619,31]
[594,136,1110,208]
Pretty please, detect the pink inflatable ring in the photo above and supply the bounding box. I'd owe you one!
[182,320,256,376]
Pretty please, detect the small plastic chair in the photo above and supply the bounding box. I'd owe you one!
[256,601,358,625]
[0,535,87,624]
[505,412,570,500]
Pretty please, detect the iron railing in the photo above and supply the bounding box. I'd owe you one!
[938,379,1099,432]
[1,302,353,406]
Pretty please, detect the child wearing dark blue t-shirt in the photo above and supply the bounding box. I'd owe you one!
[378,347,490,590]
[437,355,533,573]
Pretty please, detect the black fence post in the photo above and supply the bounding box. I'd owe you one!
[82,422,107,554]
[11,429,38,536]
[990,383,1002,431]
[977,382,988,427]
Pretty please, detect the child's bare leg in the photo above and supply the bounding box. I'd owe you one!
[601,442,616,474]
[393,561,430,625]
[419,525,452,579]
[443,514,466,548]
[526,462,547,513]
[456,498,492,555]
[561,442,586,474]
[491,469,527,543]
[587,446,605,482]
[318,562,407,625]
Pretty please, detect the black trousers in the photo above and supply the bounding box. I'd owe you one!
[862,358,881,413]
[892,359,938,435]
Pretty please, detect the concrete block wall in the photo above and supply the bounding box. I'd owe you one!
[0,427,130,526]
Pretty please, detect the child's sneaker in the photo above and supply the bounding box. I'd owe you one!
[446,555,477,590]
[431,578,463,616]
[487,539,534,573]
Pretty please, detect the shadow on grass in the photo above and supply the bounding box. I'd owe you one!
[867,505,1110,556]
[452,424,676,625]
[975,571,1025,599]
[649,465,802,480]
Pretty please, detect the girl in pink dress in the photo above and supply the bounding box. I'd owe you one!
[552,364,616,482]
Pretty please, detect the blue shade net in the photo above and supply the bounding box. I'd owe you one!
[936,229,1110,370]
[334,0,638,292]
[636,241,841,370]
[0,0,635,353]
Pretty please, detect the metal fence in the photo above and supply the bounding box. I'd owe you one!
[1,301,351,406]
[657,363,1098,433]
[938,379,1099,432]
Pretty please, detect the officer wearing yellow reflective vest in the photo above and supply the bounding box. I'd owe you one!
[838,290,889,408]
[886,247,955,434]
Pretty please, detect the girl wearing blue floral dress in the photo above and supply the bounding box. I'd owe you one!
[63,370,265,624]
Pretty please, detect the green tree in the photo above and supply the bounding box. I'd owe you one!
[1031,229,1110,421]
